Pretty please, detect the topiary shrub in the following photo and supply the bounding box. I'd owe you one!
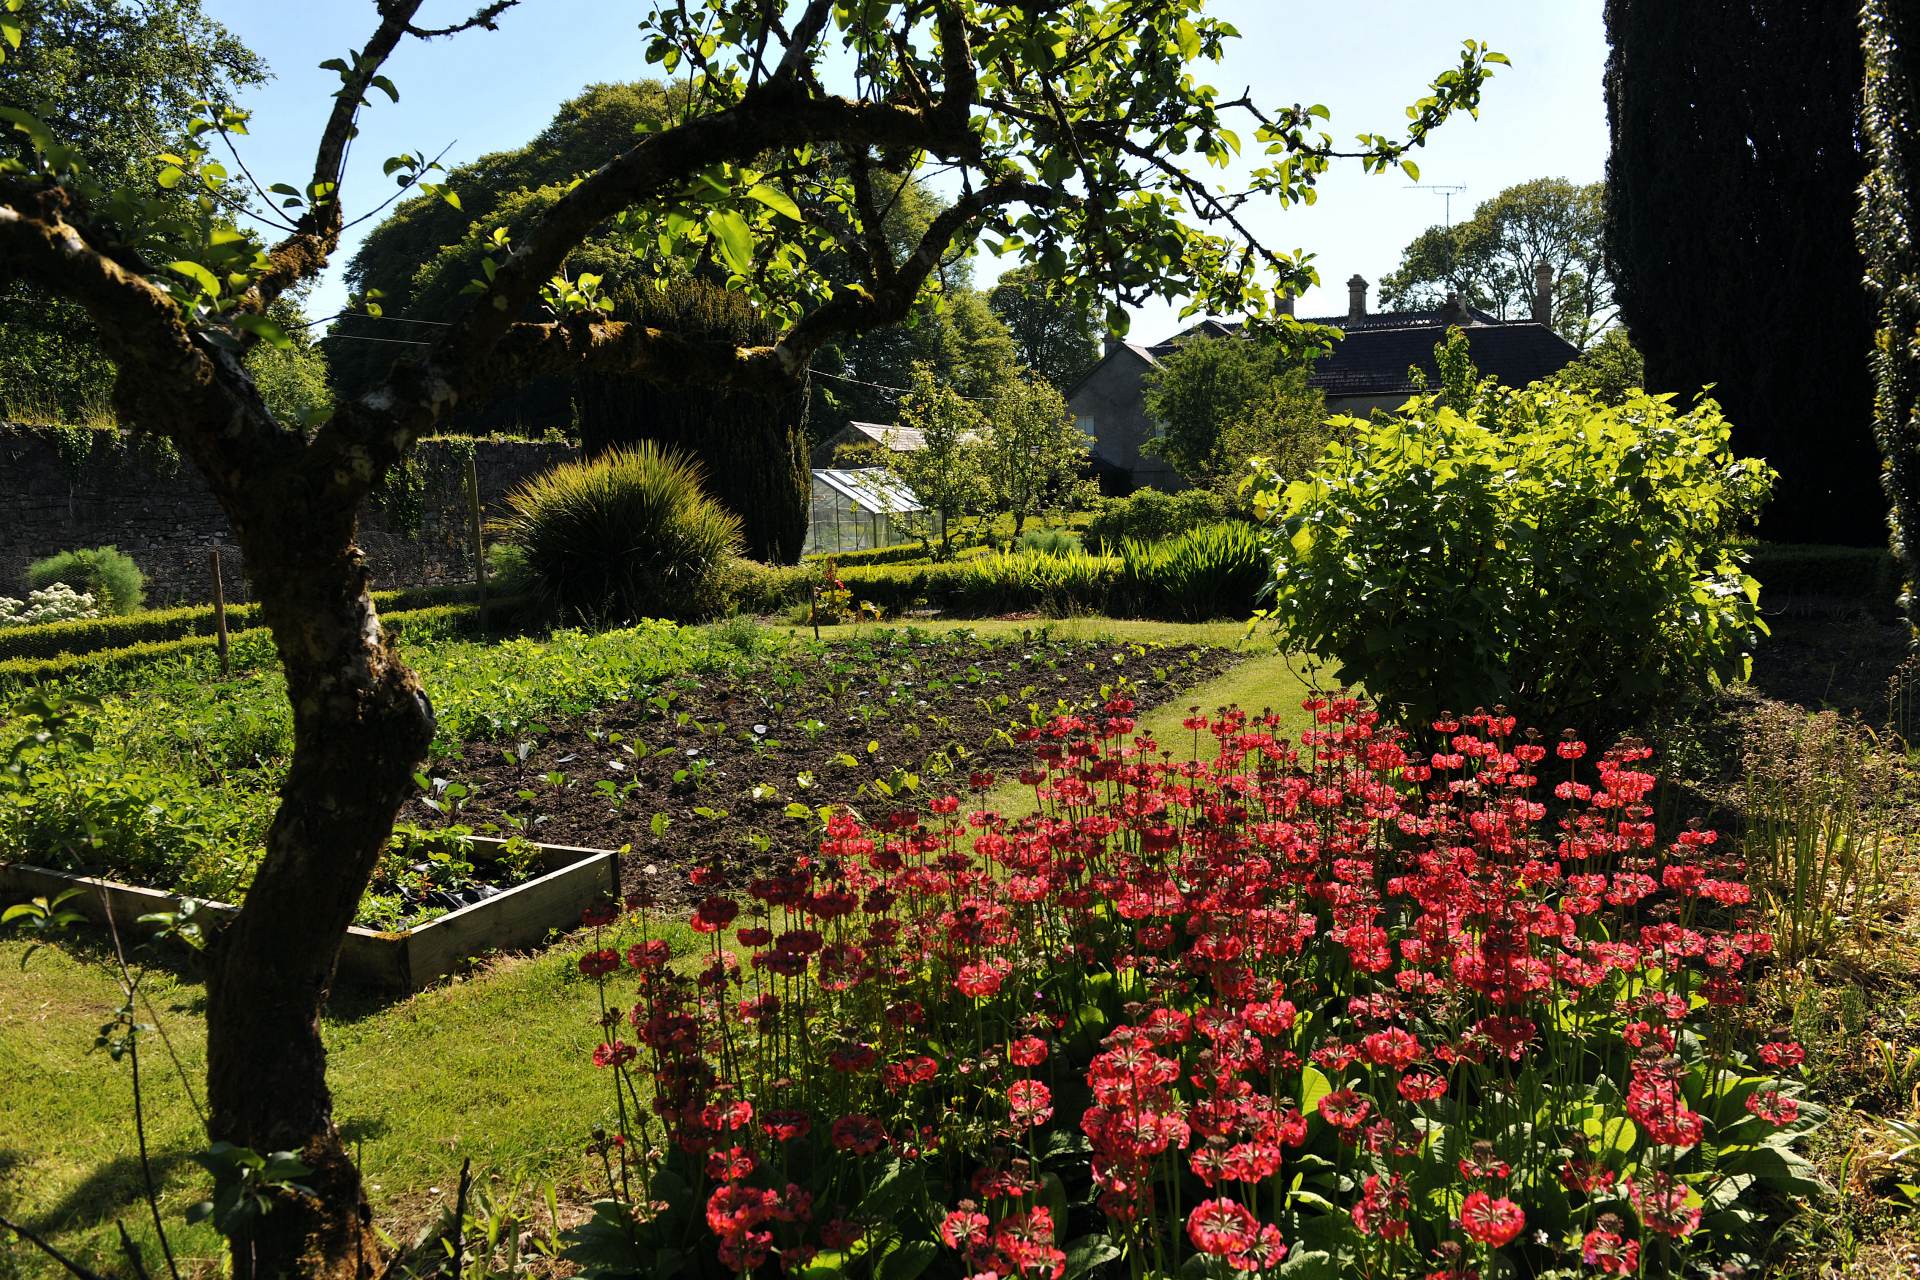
[1118,520,1268,621]
[493,443,743,624]
[26,545,145,614]
[1083,487,1232,551]
[1248,383,1773,731]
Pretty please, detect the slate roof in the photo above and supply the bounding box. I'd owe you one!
[842,421,927,451]
[1100,309,1579,400]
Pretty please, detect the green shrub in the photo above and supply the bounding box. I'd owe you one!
[1084,487,1233,551]
[1015,527,1082,558]
[1249,384,1773,730]
[27,545,145,614]
[493,443,743,624]
[0,583,481,662]
[723,559,813,615]
[1118,521,1267,621]
[0,602,504,694]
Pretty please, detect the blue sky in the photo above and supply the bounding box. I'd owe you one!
[203,0,1608,341]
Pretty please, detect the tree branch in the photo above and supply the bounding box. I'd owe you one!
[405,0,519,39]
[238,1,427,317]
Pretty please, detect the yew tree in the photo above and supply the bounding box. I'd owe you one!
[0,1,1500,1273]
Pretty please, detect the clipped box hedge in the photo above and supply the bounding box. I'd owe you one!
[1746,542,1899,605]
[0,582,482,662]
[0,600,507,692]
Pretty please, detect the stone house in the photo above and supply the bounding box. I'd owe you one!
[1065,268,1581,491]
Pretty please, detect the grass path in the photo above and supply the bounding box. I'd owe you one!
[0,617,1317,1275]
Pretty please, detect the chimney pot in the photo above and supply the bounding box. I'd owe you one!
[1347,274,1368,322]
[1532,262,1553,325]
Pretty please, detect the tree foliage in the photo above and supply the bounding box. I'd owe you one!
[1553,325,1644,406]
[1602,0,1880,545]
[0,0,265,422]
[1860,0,1919,623]
[976,373,1091,535]
[1379,177,1611,348]
[1142,334,1326,490]
[987,262,1101,390]
[841,363,991,556]
[0,2,1501,1271]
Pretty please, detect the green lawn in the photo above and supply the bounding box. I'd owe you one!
[0,617,1318,1276]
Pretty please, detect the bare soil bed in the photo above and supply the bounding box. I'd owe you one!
[403,630,1236,906]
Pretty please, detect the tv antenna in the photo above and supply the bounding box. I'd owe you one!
[1407,184,1469,227]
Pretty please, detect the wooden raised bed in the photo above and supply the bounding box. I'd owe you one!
[0,836,618,991]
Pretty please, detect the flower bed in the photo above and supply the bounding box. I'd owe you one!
[569,699,1820,1278]
[0,835,615,990]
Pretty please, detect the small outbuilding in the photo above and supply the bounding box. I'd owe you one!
[803,467,939,556]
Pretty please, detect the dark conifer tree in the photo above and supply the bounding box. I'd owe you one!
[1603,0,1881,544]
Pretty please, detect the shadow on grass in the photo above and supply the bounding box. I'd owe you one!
[21,1148,197,1237]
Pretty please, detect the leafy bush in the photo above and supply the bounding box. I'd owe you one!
[1084,487,1233,551]
[1250,384,1773,729]
[1118,520,1267,620]
[494,443,743,624]
[0,584,102,628]
[573,700,1820,1279]
[1014,527,1081,558]
[27,545,145,614]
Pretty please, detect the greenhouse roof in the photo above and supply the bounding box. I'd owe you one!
[812,467,926,514]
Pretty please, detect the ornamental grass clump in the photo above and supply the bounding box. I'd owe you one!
[495,443,743,624]
[570,697,1820,1279]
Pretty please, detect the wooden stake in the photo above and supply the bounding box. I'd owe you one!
[465,452,488,627]
[210,548,229,677]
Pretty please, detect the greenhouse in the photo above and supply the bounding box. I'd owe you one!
[802,467,937,555]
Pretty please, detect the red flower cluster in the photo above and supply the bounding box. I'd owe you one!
[574,696,1813,1276]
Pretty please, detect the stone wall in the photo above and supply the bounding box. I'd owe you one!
[0,425,576,605]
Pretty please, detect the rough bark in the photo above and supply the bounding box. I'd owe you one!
[201,516,434,1278]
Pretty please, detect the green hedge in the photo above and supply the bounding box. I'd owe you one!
[0,582,482,661]
[833,553,1120,616]
[1746,543,1899,604]
[0,600,508,691]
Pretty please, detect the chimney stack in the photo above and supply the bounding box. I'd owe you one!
[1441,291,1472,326]
[1277,293,1295,318]
[1347,274,1368,322]
[1532,262,1553,325]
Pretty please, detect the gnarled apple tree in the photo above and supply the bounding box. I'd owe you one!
[0,1,1500,1273]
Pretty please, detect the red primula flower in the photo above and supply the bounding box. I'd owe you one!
[1009,1035,1050,1067]
[829,1113,886,1155]
[1582,1219,1640,1274]
[1316,1088,1372,1131]
[1008,1079,1054,1127]
[1745,1089,1800,1125]
[577,948,619,978]
[1458,1190,1525,1247]
[1186,1197,1258,1256]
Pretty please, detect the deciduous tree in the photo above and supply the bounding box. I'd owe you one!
[987,262,1102,391]
[978,373,1090,535]
[1379,177,1611,348]
[0,2,1499,1272]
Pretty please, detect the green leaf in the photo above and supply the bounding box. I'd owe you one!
[745,182,803,221]
[369,74,399,103]
[230,313,293,350]
[167,260,222,298]
[1063,1235,1122,1280]
[707,209,754,277]
[874,1239,937,1280]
